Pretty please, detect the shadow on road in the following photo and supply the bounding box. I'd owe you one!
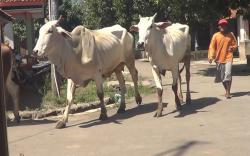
[164,97,220,118]
[195,64,250,77]
[231,91,250,97]
[76,97,219,128]
[8,119,56,127]
[76,102,161,128]
[154,140,209,156]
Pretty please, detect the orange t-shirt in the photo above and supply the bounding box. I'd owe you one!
[208,32,237,63]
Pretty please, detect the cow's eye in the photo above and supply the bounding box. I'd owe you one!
[149,25,153,29]
[47,28,53,33]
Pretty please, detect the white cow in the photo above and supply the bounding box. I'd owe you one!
[130,14,191,117]
[34,19,142,128]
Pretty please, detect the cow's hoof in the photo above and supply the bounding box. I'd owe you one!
[136,95,142,105]
[15,115,21,123]
[178,95,184,104]
[117,108,126,114]
[153,111,162,118]
[55,120,66,129]
[186,98,191,105]
[99,113,108,121]
[176,104,182,111]
[179,98,184,104]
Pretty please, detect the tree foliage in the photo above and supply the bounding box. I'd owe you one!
[13,0,250,46]
[13,19,26,42]
[57,0,249,31]
[58,0,84,31]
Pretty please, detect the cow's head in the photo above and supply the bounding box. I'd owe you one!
[33,16,72,57]
[130,13,172,51]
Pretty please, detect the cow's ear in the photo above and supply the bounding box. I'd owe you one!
[155,21,172,29]
[130,25,139,32]
[57,27,72,39]
[45,18,49,23]
[60,31,72,38]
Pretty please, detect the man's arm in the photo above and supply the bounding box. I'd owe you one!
[208,34,217,63]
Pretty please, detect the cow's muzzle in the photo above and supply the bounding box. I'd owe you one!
[137,42,145,51]
[32,50,39,57]
[32,50,45,59]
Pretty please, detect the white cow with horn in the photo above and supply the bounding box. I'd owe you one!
[34,17,142,128]
[130,13,191,117]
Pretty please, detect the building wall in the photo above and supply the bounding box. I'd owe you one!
[237,15,250,60]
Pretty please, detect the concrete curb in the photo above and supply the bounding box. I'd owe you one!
[10,97,115,120]
[136,50,209,61]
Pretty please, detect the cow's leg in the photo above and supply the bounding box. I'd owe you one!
[115,71,126,113]
[6,78,20,123]
[125,62,142,105]
[172,68,182,110]
[152,66,163,117]
[178,71,184,103]
[184,55,191,104]
[56,79,76,129]
[95,75,107,120]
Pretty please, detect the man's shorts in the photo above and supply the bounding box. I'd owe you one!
[214,61,232,83]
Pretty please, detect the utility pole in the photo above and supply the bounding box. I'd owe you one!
[49,0,59,21]
[48,0,61,97]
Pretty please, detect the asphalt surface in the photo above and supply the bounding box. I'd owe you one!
[8,59,250,156]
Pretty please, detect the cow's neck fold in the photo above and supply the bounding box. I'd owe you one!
[147,28,166,55]
[48,37,75,77]
[48,34,96,85]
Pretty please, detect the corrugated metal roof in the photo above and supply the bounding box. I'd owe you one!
[0,9,14,22]
[0,0,44,7]
[0,0,42,1]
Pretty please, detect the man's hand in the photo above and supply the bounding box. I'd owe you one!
[228,46,234,52]
[208,59,213,64]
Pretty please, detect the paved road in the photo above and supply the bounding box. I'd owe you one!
[8,60,250,156]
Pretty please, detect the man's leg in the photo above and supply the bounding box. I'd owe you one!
[224,81,231,98]
[224,62,232,98]
[222,82,227,91]
[219,63,228,97]
[229,78,232,91]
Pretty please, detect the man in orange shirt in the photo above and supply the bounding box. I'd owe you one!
[208,19,237,99]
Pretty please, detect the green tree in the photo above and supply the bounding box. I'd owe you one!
[113,0,135,29]
[83,0,116,29]
[58,0,84,31]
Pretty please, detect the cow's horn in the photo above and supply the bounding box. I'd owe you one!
[152,13,157,19]
[56,15,63,26]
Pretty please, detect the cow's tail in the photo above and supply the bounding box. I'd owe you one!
[179,63,185,73]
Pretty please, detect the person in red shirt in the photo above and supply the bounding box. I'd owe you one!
[208,19,238,99]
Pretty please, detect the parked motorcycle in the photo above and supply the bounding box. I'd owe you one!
[12,54,51,90]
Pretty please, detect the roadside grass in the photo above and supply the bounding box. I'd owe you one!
[41,76,155,109]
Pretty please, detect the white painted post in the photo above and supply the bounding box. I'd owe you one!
[238,15,247,60]
[48,0,61,97]
[26,13,34,54]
